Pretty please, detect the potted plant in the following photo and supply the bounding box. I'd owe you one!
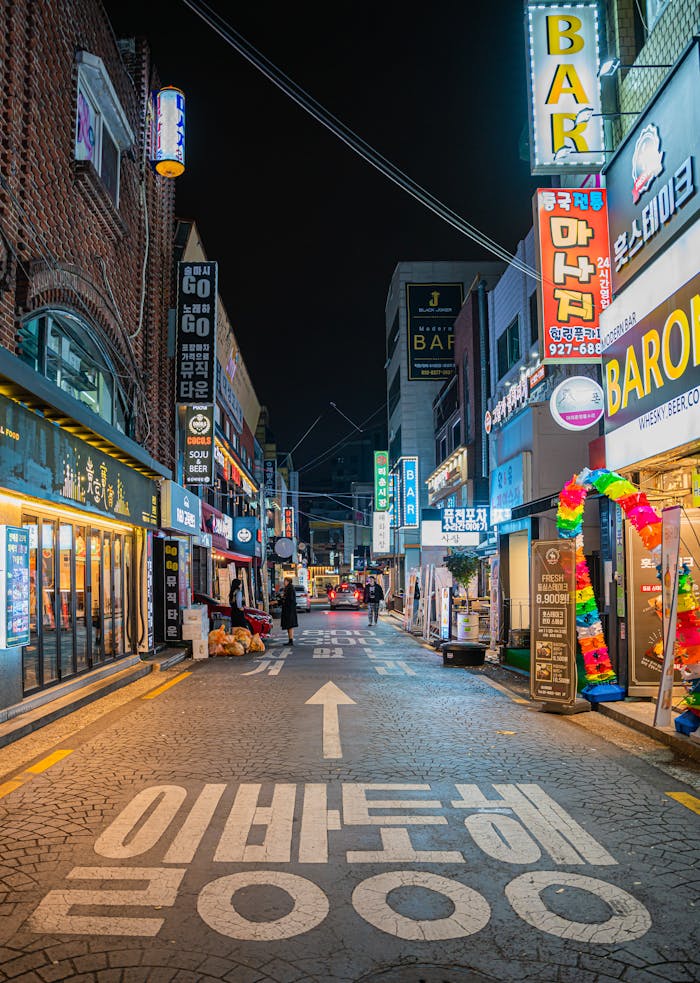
[444,549,479,593]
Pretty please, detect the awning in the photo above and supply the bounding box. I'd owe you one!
[212,547,252,564]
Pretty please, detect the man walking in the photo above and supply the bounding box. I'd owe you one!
[363,576,385,626]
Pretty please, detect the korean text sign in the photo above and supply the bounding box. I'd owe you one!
[183,404,215,485]
[530,540,577,705]
[374,451,390,511]
[526,2,605,175]
[441,507,490,534]
[604,40,700,295]
[176,262,218,404]
[490,455,528,525]
[536,188,611,363]
[406,283,463,381]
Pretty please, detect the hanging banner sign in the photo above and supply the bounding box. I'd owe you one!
[374,451,390,511]
[183,404,215,485]
[264,459,277,498]
[530,540,578,705]
[176,261,218,404]
[161,539,181,644]
[535,188,610,363]
[406,283,463,381]
[525,1,605,175]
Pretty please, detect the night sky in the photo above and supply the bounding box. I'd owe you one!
[104,0,540,486]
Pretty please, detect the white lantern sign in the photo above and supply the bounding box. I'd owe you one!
[154,86,186,178]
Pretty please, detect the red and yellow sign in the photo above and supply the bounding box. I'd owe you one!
[535,188,611,364]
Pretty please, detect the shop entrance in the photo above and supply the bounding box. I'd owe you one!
[21,513,135,695]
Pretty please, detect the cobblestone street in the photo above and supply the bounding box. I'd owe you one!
[1,610,698,983]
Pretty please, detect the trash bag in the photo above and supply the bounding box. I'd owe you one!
[249,633,265,653]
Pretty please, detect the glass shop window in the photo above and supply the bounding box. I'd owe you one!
[75,74,121,204]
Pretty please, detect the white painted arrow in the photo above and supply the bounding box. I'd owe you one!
[305,681,356,759]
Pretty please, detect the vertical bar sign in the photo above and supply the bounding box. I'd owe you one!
[176,261,218,403]
[0,526,30,647]
[400,456,419,528]
[654,505,681,727]
[530,540,577,705]
[374,451,389,510]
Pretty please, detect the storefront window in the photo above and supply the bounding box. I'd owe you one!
[20,515,135,695]
[18,311,129,433]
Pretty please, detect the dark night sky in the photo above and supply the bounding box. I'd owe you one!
[104,1,540,485]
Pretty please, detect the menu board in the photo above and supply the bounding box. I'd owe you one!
[530,540,577,705]
[0,526,30,648]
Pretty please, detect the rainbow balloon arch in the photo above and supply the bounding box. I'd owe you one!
[556,467,700,734]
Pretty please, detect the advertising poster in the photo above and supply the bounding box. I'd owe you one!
[535,188,611,363]
[405,283,463,381]
[0,526,30,648]
[183,404,215,485]
[526,1,605,175]
[440,586,452,641]
[626,525,693,693]
[404,572,417,631]
[530,541,577,705]
[175,261,218,404]
[654,506,681,727]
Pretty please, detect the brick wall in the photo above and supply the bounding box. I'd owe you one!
[0,0,176,470]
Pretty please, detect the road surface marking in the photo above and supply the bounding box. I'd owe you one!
[0,749,74,801]
[305,682,356,759]
[142,672,192,699]
[666,791,700,814]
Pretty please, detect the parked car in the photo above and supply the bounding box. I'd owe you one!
[329,583,362,610]
[295,585,311,612]
[192,592,273,637]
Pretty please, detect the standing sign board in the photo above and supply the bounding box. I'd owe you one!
[183,404,215,485]
[0,526,30,648]
[525,2,605,175]
[175,262,218,404]
[530,540,578,705]
[535,188,611,363]
[405,284,463,381]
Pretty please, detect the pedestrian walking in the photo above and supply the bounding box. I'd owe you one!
[280,577,298,645]
[363,576,384,626]
[228,577,250,630]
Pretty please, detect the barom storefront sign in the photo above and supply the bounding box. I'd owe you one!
[526,1,605,175]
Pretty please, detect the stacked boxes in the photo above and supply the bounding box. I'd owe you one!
[181,605,209,660]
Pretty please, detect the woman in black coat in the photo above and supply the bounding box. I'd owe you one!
[280,577,298,645]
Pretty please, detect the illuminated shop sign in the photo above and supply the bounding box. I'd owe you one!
[372,510,391,554]
[400,456,419,528]
[388,472,398,529]
[535,188,611,363]
[0,526,30,648]
[374,451,390,511]
[160,480,202,536]
[176,261,218,404]
[604,40,700,294]
[601,223,700,470]
[427,448,467,503]
[406,283,463,381]
[441,507,490,534]
[485,364,548,431]
[526,2,605,175]
[153,86,185,178]
[183,404,215,485]
[233,517,261,558]
[264,459,276,498]
[283,507,295,538]
[0,395,157,527]
[550,376,604,431]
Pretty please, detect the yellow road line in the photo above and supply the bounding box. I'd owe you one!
[666,791,700,814]
[142,671,192,700]
[478,674,530,705]
[0,749,74,801]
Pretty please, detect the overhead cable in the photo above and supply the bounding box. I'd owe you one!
[181,0,541,282]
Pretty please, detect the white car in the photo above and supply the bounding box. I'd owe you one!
[295,586,311,612]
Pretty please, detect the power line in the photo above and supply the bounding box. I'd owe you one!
[298,403,387,474]
[181,0,542,283]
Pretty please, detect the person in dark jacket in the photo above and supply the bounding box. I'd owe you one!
[280,577,298,645]
[228,577,250,630]
[363,576,385,626]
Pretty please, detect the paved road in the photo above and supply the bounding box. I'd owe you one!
[0,609,698,982]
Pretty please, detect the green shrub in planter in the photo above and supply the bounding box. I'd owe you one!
[444,549,479,591]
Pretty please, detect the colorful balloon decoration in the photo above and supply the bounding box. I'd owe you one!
[556,467,700,732]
